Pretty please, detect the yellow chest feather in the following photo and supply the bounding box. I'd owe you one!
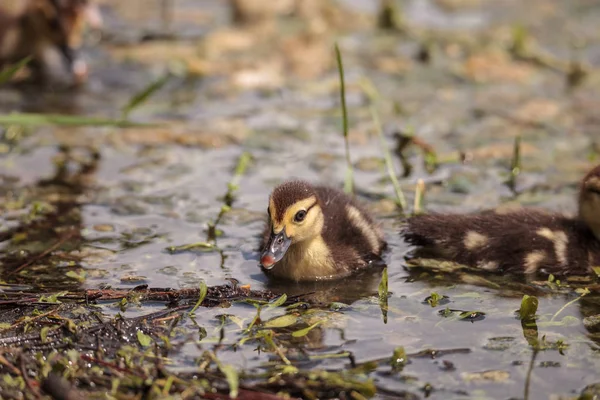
[271,235,338,281]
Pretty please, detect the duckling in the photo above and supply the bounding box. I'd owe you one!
[0,0,102,84]
[402,165,600,276]
[259,180,386,282]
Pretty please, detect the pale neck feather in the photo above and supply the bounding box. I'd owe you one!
[272,235,337,282]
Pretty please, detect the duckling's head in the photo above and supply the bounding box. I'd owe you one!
[28,0,102,83]
[579,165,600,240]
[260,181,324,269]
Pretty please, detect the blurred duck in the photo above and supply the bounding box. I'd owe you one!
[402,165,600,276]
[0,0,102,85]
[259,180,386,282]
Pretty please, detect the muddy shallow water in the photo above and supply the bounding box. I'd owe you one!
[1,0,600,399]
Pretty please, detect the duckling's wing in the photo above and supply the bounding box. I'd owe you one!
[316,186,385,266]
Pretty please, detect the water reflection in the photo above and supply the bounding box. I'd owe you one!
[0,145,100,290]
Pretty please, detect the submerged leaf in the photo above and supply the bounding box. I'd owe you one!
[225,315,246,329]
[165,242,216,254]
[535,316,580,327]
[263,314,298,329]
[291,321,322,337]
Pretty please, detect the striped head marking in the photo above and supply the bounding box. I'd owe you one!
[579,165,600,240]
[261,181,324,269]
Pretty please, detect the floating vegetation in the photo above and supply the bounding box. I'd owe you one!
[390,346,408,372]
[165,241,216,254]
[438,308,486,322]
[424,292,450,307]
[1,0,599,398]
[518,295,539,321]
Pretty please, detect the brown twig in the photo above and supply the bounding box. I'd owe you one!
[9,231,76,276]
[20,354,41,398]
[0,351,20,375]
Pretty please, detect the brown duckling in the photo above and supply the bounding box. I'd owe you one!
[402,165,600,276]
[0,0,102,84]
[259,180,386,282]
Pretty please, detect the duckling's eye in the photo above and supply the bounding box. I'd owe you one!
[294,210,307,222]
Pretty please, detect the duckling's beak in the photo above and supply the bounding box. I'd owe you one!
[260,230,291,269]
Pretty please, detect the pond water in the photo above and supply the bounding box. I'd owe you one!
[1,0,599,399]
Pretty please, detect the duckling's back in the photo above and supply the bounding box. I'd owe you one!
[403,209,600,275]
[315,186,386,271]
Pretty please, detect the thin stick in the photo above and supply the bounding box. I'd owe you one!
[10,231,75,276]
[0,352,20,375]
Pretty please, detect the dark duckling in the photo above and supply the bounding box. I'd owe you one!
[0,0,102,84]
[402,165,600,276]
[259,180,386,282]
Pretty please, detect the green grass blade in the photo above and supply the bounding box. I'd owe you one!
[0,112,152,127]
[508,135,522,192]
[121,73,171,120]
[378,267,389,324]
[370,105,407,212]
[359,77,407,212]
[335,43,354,195]
[0,56,32,85]
[414,179,425,214]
